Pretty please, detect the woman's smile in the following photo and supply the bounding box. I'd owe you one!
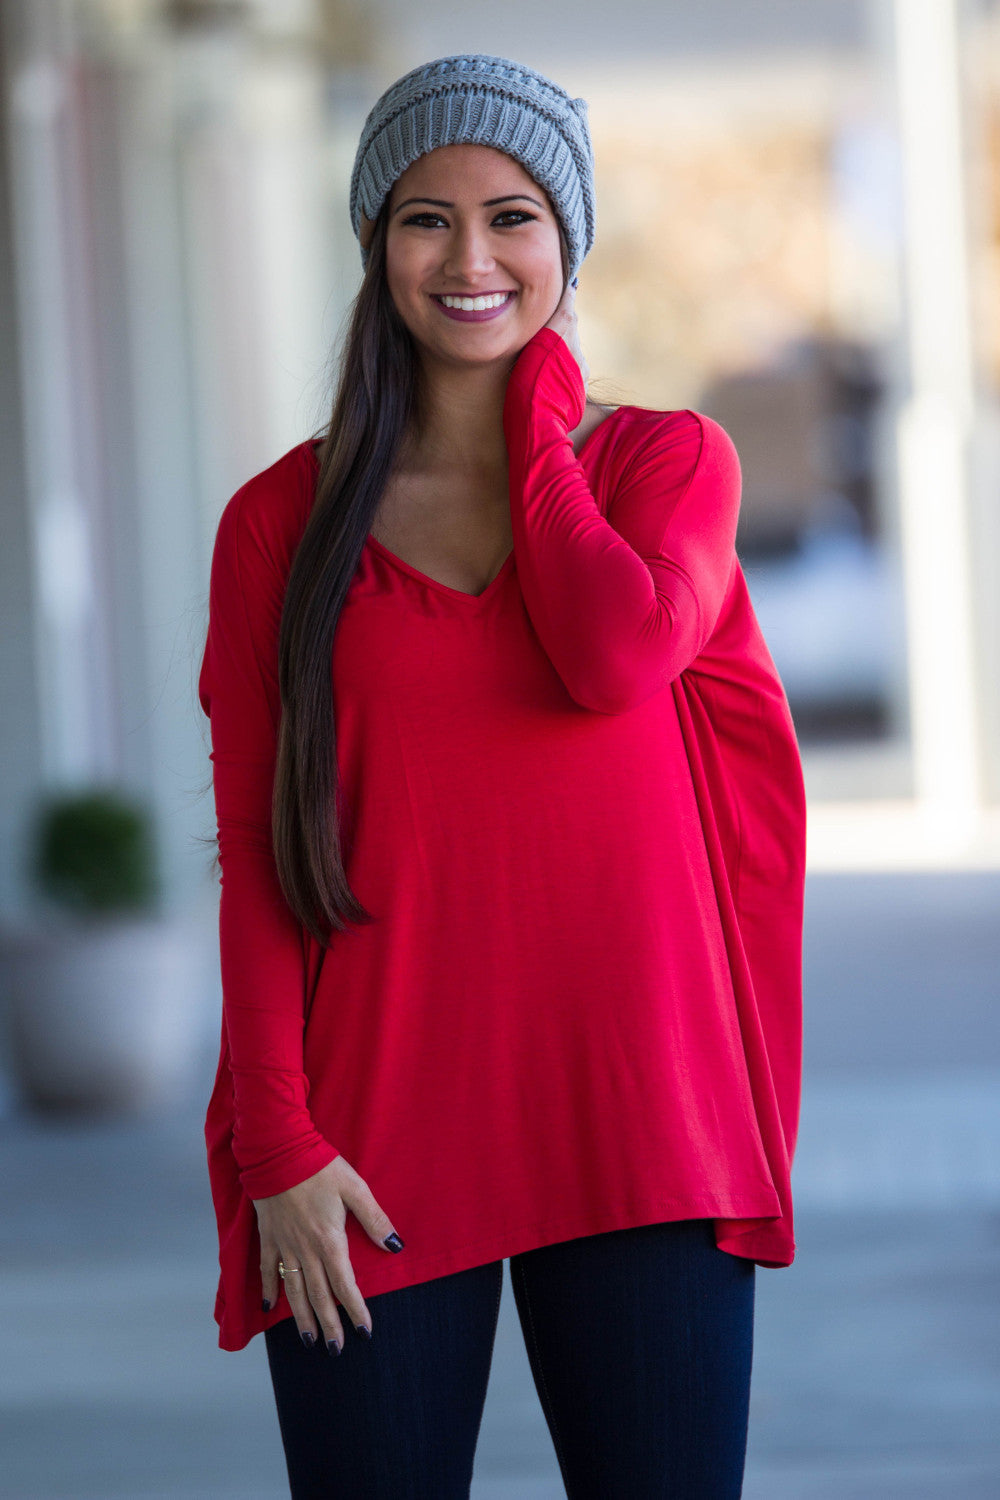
[431,290,518,322]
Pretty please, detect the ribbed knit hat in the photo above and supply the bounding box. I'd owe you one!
[349,54,595,279]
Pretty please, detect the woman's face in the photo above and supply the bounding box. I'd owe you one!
[383,143,565,371]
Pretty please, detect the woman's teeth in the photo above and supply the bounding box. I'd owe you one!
[438,292,513,311]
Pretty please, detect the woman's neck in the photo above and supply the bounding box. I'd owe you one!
[403,358,513,475]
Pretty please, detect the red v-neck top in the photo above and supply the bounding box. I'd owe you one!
[199,326,806,1353]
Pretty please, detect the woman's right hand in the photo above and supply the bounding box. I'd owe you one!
[254,1154,405,1352]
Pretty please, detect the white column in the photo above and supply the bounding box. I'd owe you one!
[886,0,982,822]
[171,13,359,528]
[3,11,119,787]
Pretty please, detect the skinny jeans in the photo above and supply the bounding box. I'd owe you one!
[264,1216,755,1500]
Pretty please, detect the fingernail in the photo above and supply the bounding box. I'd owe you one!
[355,1324,372,1340]
[383,1232,405,1253]
[571,276,579,289]
[262,1298,271,1313]
[300,1330,316,1349]
[326,1338,342,1357]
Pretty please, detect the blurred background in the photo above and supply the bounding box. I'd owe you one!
[0,1,998,1496]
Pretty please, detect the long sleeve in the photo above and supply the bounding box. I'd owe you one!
[672,575,806,1266]
[199,483,340,1201]
[696,576,806,1171]
[502,326,741,714]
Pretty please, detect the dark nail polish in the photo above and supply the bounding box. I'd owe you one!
[326,1338,342,1356]
[262,1298,271,1313]
[300,1330,316,1349]
[355,1324,372,1340]
[571,276,579,289]
[383,1232,405,1253]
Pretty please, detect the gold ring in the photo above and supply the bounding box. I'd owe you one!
[278,1261,303,1279]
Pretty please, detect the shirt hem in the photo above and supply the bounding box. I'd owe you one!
[215,1186,785,1351]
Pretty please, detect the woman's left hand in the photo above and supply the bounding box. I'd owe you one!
[543,281,590,389]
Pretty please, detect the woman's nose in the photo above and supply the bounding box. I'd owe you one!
[443,224,495,280]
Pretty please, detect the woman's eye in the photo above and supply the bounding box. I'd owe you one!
[401,210,536,228]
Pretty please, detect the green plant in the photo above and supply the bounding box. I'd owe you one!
[31,788,160,916]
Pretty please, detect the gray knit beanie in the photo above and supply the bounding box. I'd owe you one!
[349,54,595,279]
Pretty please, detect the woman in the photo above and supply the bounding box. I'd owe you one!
[199,53,805,1500]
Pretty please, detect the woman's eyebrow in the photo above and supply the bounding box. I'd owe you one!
[392,194,546,214]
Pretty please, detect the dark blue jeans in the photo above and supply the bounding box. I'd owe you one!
[264,1217,755,1499]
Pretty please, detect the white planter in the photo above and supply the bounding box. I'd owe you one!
[0,915,208,1115]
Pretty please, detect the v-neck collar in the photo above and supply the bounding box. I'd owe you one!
[304,404,628,601]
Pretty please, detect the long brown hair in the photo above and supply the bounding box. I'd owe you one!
[271,207,410,944]
[272,207,581,946]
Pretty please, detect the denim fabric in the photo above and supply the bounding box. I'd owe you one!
[264,1217,755,1499]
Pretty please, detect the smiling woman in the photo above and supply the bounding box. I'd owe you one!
[198,51,805,1500]
[386,147,566,352]
[384,144,566,366]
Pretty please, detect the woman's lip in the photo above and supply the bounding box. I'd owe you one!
[430,292,517,323]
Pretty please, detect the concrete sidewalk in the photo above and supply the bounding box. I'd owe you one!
[2,1088,998,1499]
[2,870,999,1498]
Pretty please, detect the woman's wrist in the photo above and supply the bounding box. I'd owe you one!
[504,327,587,433]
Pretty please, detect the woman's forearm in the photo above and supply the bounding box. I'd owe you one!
[502,327,741,713]
[202,491,339,1201]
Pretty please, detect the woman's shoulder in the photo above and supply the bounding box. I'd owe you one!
[598,401,740,485]
[608,400,736,446]
[212,440,318,568]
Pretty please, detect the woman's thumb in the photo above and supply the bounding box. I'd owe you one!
[348,1176,405,1254]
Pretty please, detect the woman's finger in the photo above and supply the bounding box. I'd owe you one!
[298,1253,349,1355]
[260,1239,281,1313]
[277,1254,320,1349]
[544,282,575,332]
[304,1216,373,1338]
[542,283,588,390]
[320,1237,372,1340]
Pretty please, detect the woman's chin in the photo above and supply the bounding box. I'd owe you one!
[416,317,554,369]
[416,332,528,370]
